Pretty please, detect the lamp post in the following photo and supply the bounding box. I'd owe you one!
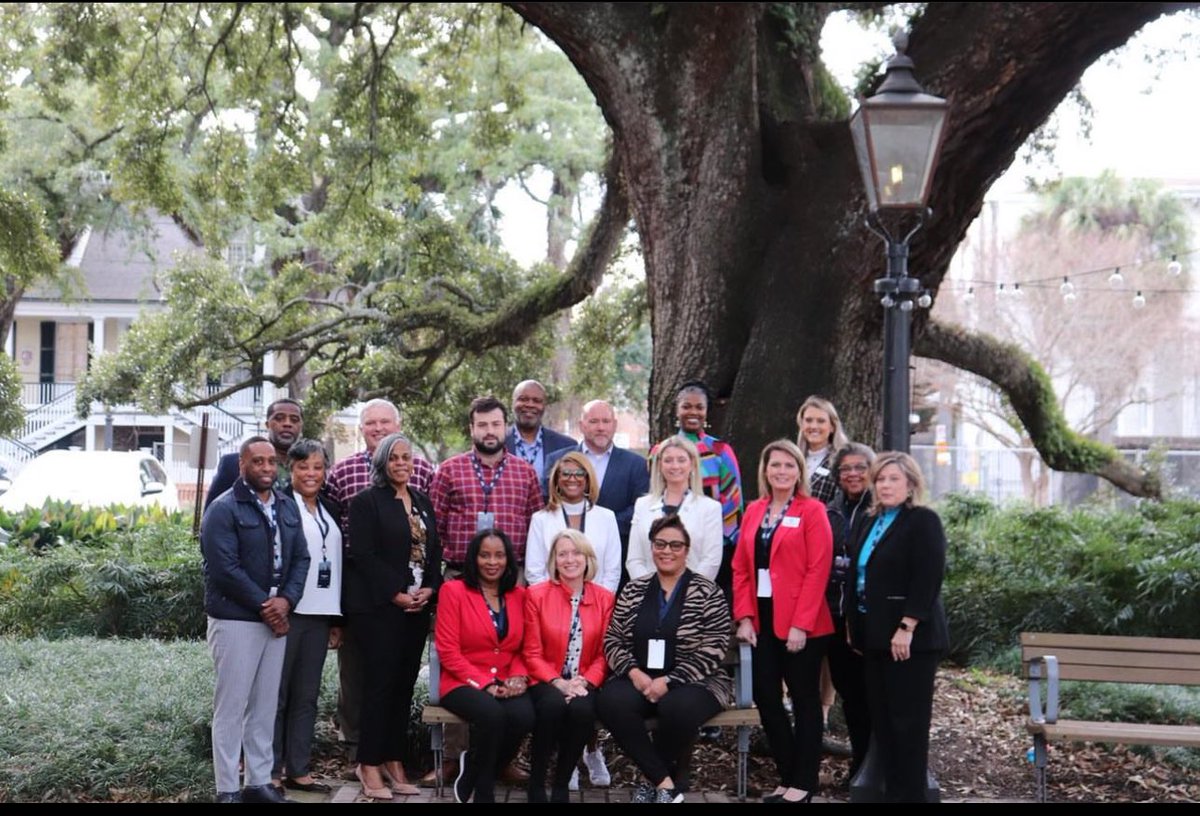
[849,33,948,454]
[847,34,948,805]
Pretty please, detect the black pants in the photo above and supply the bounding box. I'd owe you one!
[596,676,722,787]
[351,606,430,766]
[864,649,940,802]
[528,683,598,790]
[827,617,870,777]
[442,686,536,803]
[752,622,829,792]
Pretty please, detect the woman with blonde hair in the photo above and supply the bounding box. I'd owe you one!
[795,396,850,504]
[848,452,948,802]
[523,529,616,802]
[627,435,723,581]
[526,451,622,592]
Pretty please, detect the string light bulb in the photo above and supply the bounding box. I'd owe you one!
[880,294,895,308]
[964,286,975,302]
[1132,290,1146,309]
[1013,283,1025,297]
[899,299,915,312]
[917,291,933,309]
[1063,290,1077,304]
[1060,277,1074,296]
[1108,267,1124,288]
[1167,255,1182,277]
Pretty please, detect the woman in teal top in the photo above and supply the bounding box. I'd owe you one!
[848,452,948,803]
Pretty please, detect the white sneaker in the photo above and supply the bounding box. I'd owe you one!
[583,747,611,787]
[568,767,580,791]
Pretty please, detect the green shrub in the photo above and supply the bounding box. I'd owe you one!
[0,519,204,639]
[942,496,1200,665]
[0,502,186,552]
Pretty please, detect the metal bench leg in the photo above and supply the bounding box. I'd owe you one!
[1033,733,1047,803]
[737,724,750,802]
[430,722,445,799]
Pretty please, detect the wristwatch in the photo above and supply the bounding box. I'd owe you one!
[897,620,913,632]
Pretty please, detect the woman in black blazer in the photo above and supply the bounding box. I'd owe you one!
[848,451,947,803]
[345,433,442,800]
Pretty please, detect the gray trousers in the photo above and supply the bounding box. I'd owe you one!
[274,614,332,778]
[208,616,287,793]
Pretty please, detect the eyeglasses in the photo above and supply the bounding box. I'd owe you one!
[560,469,587,480]
[838,464,869,474]
[651,538,687,552]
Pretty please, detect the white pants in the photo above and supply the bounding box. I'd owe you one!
[208,616,286,793]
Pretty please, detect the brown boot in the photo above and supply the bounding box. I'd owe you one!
[498,761,530,785]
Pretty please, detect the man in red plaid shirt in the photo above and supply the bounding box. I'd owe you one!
[430,395,544,572]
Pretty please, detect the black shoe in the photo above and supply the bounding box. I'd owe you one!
[283,778,332,793]
[453,750,472,804]
[699,725,721,742]
[654,787,685,803]
[215,791,243,803]
[762,793,784,803]
[242,784,291,803]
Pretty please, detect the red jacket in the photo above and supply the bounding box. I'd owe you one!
[732,495,834,640]
[523,580,615,688]
[435,579,528,698]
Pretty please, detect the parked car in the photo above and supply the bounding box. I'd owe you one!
[0,450,179,513]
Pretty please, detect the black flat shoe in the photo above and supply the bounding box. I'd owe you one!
[283,778,332,793]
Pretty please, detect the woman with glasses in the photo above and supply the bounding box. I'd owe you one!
[824,443,876,781]
[732,440,833,803]
[848,452,948,802]
[344,433,441,799]
[597,515,732,804]
[523,530,616,802]
[526,452,622,592]
[795,396,850,504]
[627,436,723,582]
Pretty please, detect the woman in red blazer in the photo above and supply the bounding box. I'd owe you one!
[434,529,534,804]
[523,529,616,803]
[733,439,834,803]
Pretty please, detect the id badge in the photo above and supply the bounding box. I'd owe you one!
[782,516,800,528]
[647,638,666,670]
[814,466,831,478]
[476,511,495,531]
[757,569,773,598]
[316,559,332,589]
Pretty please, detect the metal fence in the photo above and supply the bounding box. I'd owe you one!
[911,444,1200,506]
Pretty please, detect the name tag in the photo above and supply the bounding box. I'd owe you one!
[476,511,495,531]
[647,638,666,670]
[814,466,831,477]
[782,516,800,528]
[757,569,773,598]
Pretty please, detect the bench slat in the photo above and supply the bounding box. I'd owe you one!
[1027,719,1200,748]
[1020,646,1200,673]
[1031,663,1200,686]
[422,704,760,728]
[1021,632,1200,655]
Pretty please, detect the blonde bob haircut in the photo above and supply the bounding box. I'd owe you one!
[650,435,705,498]
[795,395,850,456]
[546,528,599,583]
[756,439,811,499]
[867,451,928,515]
[546,451,600,511]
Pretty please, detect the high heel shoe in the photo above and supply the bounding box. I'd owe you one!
[382,763,420,796]
[355,765,394,800]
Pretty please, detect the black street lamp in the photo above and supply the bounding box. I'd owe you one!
[850,33,948,454]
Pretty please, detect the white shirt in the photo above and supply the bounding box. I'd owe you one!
[525,500,622,593]
[582,443,613,488]
[626,492,724,581]
[292,494,343,616]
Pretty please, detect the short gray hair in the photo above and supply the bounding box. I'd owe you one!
[359,398,401,426]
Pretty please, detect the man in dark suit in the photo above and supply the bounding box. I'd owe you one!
[548,399,649,569]
[204,398,304,509]
[506,379,576,498]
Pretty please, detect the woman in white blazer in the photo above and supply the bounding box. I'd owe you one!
[526,452,623,592]
[627,435,723,581]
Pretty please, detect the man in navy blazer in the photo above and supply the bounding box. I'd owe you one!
[548,399,649,563]
[506,379,577,497]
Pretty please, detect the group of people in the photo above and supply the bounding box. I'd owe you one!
[199,380,948,804]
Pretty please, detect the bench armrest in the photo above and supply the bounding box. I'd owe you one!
[735,642,753,709]
[429,641,441,705]
[1028,654,1059,724]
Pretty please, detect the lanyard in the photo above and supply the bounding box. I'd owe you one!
[308,499,331,563]
[257,494,282,585]
[760,495,794,539]
[470,453,507,513]
[561,502,588,534]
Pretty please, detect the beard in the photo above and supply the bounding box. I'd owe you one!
[473,436,505,456]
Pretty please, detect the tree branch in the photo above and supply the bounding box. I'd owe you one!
[915,319,1160,498]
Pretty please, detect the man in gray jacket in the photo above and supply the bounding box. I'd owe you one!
[202,436,310,803]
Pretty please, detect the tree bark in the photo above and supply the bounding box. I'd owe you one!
[510,1,1186,498]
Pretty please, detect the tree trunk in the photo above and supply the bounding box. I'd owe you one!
[509,2,1186,498]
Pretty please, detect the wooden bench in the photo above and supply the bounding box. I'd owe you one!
[422,641,760,800]
[1021,632,1200,802]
